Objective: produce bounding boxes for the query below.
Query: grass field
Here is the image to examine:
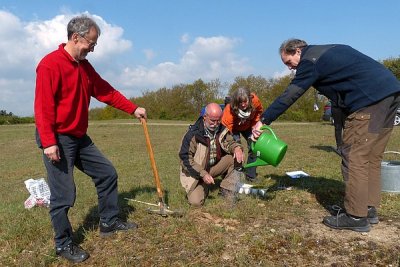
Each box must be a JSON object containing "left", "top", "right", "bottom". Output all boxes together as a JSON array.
[{"left": 1, "top": 120, "right": 399, "bottom": 266}]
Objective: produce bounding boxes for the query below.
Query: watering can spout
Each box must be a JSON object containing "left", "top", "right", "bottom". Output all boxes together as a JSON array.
[{"left": 244, "top": 158, "right": 269, "bottom": 168}]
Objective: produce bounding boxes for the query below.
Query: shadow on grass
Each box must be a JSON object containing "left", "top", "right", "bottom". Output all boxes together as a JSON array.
[
  {"left": 74, "top": 185, "right": 165, "bottom": 244},
  {"left": 310, "top": 145, "right": 338, "bottom": 154},
  {"left": 265, "top": 174, "right": 345, "bottom": 211}
]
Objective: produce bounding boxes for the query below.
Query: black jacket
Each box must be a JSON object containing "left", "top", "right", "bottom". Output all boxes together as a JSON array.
[
  {"left": 262, "top": 44, "right": 400, "bottom": 124},
  {"left": 179, "top": 117, "right": 242, "bottom": 179}
]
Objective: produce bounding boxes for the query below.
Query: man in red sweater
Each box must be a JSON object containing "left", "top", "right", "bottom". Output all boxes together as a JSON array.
[{"left": 34, "top": 15, "right": 146, "bottom": 263}]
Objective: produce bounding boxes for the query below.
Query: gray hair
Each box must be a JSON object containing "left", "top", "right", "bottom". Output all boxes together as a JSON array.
[
  {"left": 67, "top": 15, "right": 101, "bottom": 40},
  {"left": 279, "top": 38, "right": 308, "bottom": 55},
  {"left": 230, "top": 87, "right": 253, "bottom": 114}
]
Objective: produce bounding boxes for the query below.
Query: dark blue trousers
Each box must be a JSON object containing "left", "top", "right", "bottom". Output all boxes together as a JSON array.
[
  {"left": 232, "top": 129, "right": 257, "bottom": 179},
  {"left": 37, "top": 133, "right": 119, "bottom": 248}
]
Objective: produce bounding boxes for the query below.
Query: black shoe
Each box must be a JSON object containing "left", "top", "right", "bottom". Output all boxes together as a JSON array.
[
  {"left": 328, "top": 204, "right": 346, "bottom": 216},
  {"left": 323, "top": 213, "right": 370, "bottom": 232},
  {"left": 56, "top": 243, "right": 89, "bottom": 263},
  {"left": 99, "top": 218, "right": 138, "bottom": 237},
  {"left": 245, "top": 175, "right": 258, "bottom": 183},
  {"left": 329, "top": 205, "right": 379, "bottom": 225},
  {"left": 367, "top": 206, "right": 379, "bottom": 224}
]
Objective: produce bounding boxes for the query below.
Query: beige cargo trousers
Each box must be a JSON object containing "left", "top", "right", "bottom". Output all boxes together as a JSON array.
[
  {"left": 180, "top": 154, "right": 239, "bottom": 207},
  {"left": 341, "top": 93, "right": 400, "bottom": 217}
]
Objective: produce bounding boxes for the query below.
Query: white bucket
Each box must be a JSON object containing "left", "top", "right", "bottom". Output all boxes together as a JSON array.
[{"left": 381, "top": 151, "right": 400, "bottom": 193}]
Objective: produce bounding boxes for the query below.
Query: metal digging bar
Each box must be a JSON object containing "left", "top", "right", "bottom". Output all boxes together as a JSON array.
[{"left": 126, "top": 118, "right": 182, "bottom": 217}]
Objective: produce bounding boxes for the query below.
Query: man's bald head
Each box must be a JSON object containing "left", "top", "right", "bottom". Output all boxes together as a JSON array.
[
  {"left": 204, "top": 103, "right": 223, "bottom": 118},
  {"left": 203, "top": 103, "right": 222, "bottom": 132}
]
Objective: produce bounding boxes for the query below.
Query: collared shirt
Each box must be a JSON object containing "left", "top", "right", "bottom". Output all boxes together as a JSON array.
[{"left": 204, "top": 127, "right": 217, "bottom": 166}]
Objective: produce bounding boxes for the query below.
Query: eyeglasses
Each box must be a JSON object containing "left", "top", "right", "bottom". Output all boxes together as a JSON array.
[{"left": 80, "top": 35, "right": 97, "bottom": 49}]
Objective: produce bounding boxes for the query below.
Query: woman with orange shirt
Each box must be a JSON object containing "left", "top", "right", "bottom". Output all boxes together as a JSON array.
[{"left": 222, "top": 87, "right": 263, "bottom": 182}]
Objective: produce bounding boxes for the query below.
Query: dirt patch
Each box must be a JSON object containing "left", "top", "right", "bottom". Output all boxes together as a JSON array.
[
  {"left": 306, "top": 209, "right": 400, "bottom": 247},
  {"left": 187, "top": 207, "right": 400, "bottom": 266}
]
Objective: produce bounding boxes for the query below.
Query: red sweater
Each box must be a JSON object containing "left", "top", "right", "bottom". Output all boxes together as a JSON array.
[{"left": 34, "top": 44, "right": 138, "bottom": 148}]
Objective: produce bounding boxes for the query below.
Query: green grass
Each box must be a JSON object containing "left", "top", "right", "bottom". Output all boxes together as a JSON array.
[{"left": 1, "top": 121, "right": 399, "bottom": 266}]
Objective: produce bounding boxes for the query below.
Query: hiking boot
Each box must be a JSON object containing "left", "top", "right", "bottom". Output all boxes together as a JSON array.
[
  {"left": 219, "top": 188, "right": 237, "bottom": 206},
  {"left": 323, "top": 213, "right": 370, "bottom": 232},
  {"left": 329, "top": 205, "right": 379, "bottom": 225},
  {"left": 245, "top": 175, "right": 258, "bottom": 183},
  {"left": 367, "top": 206, "right": 379, "bottom": 224},
  {"left": 56, "top": 243, "right": 89, "bottom": 263},
  {"left": 99, "top": 218, "right": 138, "bottom": 237}
]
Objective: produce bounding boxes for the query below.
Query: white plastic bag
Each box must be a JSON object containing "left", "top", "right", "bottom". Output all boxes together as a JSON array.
[{"left": 24, "top": 178, "right": 51, "bottom": 209}]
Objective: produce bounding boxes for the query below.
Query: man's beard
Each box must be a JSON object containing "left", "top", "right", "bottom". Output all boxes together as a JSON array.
[{"left": 205, "top": 123, "right": 219, "bottom": 132}]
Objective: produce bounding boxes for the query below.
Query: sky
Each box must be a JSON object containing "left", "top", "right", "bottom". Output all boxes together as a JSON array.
[{"left": 0, "top": 0, "right": 399, "bottom": 116}]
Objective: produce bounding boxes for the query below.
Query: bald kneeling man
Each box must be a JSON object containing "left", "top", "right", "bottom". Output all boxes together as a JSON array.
[{"left": 179, "top": 103, "right": 244, "bottom": 206}]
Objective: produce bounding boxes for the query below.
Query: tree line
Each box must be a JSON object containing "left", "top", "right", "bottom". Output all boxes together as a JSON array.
[
  {"left": 89, "top": 56, "right": 400, "bottom": 122},
  {"left": 0, "top": 110, "right": 34, "bottom": 125},
  {"left": 89, "top": 74, "right": 324, "bottom": 122},
  {"left": 2, "top": 56, "right": 399, "bottom": 124}
]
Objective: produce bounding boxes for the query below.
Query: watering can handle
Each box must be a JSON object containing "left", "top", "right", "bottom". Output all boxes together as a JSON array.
[
  {"left": 250, "top": 125, "right": 278, "bottom": 151},
  {"left": 259, "top": 125, "right": 278, "bottom": 140}
]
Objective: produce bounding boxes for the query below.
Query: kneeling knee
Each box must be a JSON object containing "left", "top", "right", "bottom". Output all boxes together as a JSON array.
[{"left": 187, "top": 196, "right": 205, "bottom": 207}]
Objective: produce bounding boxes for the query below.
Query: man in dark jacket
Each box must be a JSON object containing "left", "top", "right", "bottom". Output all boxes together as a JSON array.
[
  {"left": 253, "top": 39, "right": 400, "bottom": 232},
  {"left": 179, "top": 103, "right": 244, "bottom": 207}
]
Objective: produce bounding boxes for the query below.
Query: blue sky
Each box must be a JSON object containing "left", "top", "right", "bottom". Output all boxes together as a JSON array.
[{"left": 1, "top": 0, "right": 399, "bottom": 116}]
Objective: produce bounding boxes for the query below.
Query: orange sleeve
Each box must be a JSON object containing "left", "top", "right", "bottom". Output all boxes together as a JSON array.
[
  {"left": 251, "top": 93, "right": 264, "bottom": 127},
  {"left": 221, "top": 104, "right": 234, "bottom": 132}
]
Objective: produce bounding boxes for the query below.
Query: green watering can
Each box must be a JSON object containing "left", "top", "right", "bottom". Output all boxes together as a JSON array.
[{"left": 244, "top": 125, "right": 288, "bottom": 168}]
